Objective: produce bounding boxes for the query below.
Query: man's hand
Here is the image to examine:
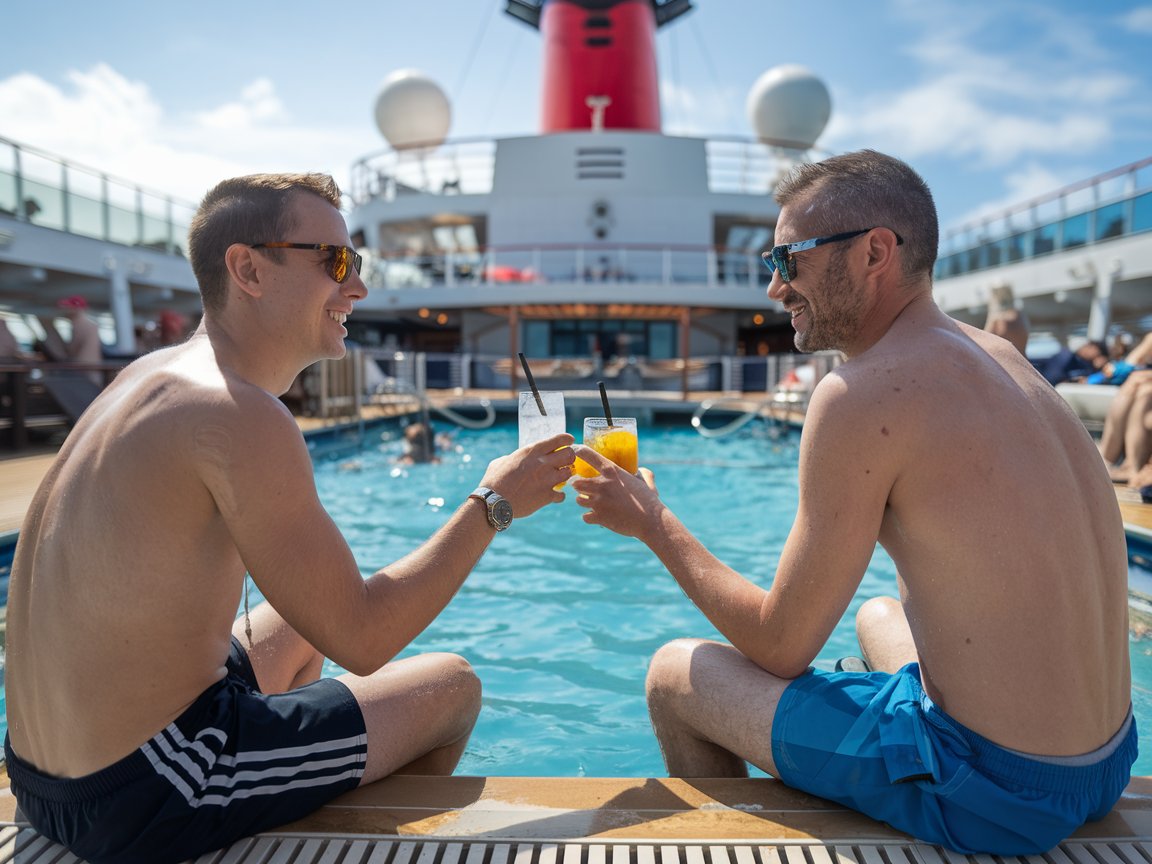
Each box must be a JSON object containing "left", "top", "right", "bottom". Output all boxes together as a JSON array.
[
  {"left": 478, "top": 432, "right": 575, "bottom": 517},
  {"left": 570, "top": 445, "right": 662, "bottom": 541}
]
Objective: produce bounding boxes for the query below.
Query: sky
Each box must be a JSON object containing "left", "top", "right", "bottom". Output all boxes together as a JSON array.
[{"left": 1, "top": 0, "right": 1150, "bottom": 233}]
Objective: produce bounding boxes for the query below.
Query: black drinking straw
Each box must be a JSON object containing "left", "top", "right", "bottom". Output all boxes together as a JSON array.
[
  {"left": 598, "top": 381, "right": 614, "bottom": 426},
  {"left": 519, "top": 352, "right": 547, "bottom": 415}
]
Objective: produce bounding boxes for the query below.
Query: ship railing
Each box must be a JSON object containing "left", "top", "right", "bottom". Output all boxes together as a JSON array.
[
  {"left": 346, "top": 134, "right": 818, "bottom": 205},
  {"left": 361, "top": 243, "right": 774, "bottom": 291},
  {"left": 0, "top": 135, "right": 196, "bottom": 256},
  {"left": 299, "top": 349, "right": 496, "bottom": 435},
  {"left": 307, "top": 350, "right": 839, "bottom": 402},
  {"left": 935, "top": 154, "right": 1152, "bottom": 282}
]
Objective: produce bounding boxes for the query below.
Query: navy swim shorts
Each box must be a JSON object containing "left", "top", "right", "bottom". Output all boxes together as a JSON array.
[
  {"left": 771, "top": 662, "right": 1137, "bottom": 855},
  {"left": 6, "top": 637, "right": 367, "bottom": 864}
]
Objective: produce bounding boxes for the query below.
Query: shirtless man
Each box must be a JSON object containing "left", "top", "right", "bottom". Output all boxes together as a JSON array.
[
  {"left": 4, "top": 173, "right": 575, "bottom": 863},
  {"left": 572, "top": 151, "right": 1135, "bottom": 855}
]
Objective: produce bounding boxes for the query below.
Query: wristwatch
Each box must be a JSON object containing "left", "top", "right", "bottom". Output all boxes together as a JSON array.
[{"left": 469, "top": 486, "right": 513, "bottom": 531}]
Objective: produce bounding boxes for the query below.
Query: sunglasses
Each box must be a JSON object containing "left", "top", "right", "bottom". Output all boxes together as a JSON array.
[
  {"left": 250, "top": 242, "right": 363, "bottom": 284},
  {"left": 762, "top": 228, "right": 903, "bottom": 283}
]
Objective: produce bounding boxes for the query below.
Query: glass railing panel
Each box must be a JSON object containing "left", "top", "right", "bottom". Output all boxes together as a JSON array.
[
  {"left": 1062, "top": 186, "right": 1096, "bottom": 215},
  {"left": 1030, "top": 222, "right": 1058, "bottom": 256},
  {"left": 1005, "top": 232, "right": 1027, "bottom": 262},
  {"left": 0, "top": 168, "right": 16, "bottom": 214},
  {"left": 140, "top": 213, "right": 172, "bottom": 251},
  {"left": 1060, "top": 213, "right": 1089, "bottom": 249},
  {"left": 20, "top": 177, "right": 64, "bottom": 230},
  {"left": 107, "top": 202, "right": 138, "bottom": 245},
  {"left": 67, "top": 191, "right": 104, "bottom": 239},
  {"left": 1133, "top": 192, "right": 1152, "bottom": 234},
  {"left": 1094, "top": 202, "right": 1126, "bottom": 241}
]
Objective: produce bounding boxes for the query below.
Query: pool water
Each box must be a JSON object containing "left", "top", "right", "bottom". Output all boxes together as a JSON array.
[
  {"left": 2, "top": 419, "right": 1150, "bottom": 777},
  {"left": 307, "top": 419, "right": 1152, "bottom": 777}
]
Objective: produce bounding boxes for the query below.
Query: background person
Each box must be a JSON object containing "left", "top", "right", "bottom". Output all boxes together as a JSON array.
[
  {"left": 572, "top": 150, "right": 1134, "bottom": 855},
  {"left": 3, "top": 172, "right": 575, "bottom": 863},
  {"left": 38, "top": 295, "right": 105, "bottom": 385}
]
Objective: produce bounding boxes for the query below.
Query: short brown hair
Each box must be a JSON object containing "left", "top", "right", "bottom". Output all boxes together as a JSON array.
[
  {"left": 188, "top": 173, "right": 342, "bottom": 312},
  {"left": 774, "top": 150, "right": 938, "bottom": 280}
]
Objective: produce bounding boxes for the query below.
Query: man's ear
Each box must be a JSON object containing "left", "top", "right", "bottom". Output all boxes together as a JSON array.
[
  {"left": 864, "top": 227, "right": 900, "bottom": 275},
  {"left": 225, "top": 243, "right": 264, "bottom": 299}
]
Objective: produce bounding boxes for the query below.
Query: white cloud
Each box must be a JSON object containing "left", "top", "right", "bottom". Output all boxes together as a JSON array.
[
  {"left": 1119, "top": 6, "right": 1152, "bottom": 34},
  {"left": 949, "top": 162, "right": 1072, "bottom": 227},
  {"left": 0, "top": 65, "right": 379, "bottom": 206},
  {"left": 194, "top": 78, "right": 286, "bottom": 130},
  {"left": 826, "top": 3, "right": 1136, "bottom": 169}
]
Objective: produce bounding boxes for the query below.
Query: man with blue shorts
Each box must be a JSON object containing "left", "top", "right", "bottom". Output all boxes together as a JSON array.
[
  {"left": 4, "top": 173, "right": 576, "bottom": 863},
  {"left": 573, "top": 149, "right": 1136, "bottom": 854}
]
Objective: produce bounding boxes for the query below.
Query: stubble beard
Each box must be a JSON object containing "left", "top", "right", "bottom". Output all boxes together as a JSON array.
[{"left": 793, "top": 253, "right": 865, "bottom": 353}]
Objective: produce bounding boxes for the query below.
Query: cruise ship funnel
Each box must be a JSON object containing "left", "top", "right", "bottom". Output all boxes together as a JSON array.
[{"left": 507, "top": 0, "right": 692, "bottom": 133}]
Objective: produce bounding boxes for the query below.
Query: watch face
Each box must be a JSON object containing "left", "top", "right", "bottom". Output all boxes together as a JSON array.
[{"left": 491, "top": 498, "right": 514, "bottom": 530}]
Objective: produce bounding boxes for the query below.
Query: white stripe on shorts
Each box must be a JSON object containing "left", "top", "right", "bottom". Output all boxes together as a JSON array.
[{"left": 141, "top": 719, "right": 366, "bottom": 809}]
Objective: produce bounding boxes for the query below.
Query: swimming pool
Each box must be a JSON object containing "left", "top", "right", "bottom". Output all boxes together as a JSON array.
[
  {"left": 1, "top": 418, "right": 1149, "bottom": 777},
  {"left": 309, "top": 419, "right": 1152, "bottom": 777}
]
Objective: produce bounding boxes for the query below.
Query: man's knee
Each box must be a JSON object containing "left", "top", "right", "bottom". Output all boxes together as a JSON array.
[
  {"left": 424, "top": 652, "right": 481, "bottom": 708},
  {"left": 856, "top": 596, "right": 901, "bottom": 636},
  {"left": 646, "top": 638, "right": 708, "bottom": 705}
]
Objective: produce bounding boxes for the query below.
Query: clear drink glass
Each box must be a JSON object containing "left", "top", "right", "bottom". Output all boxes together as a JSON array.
[
  {"left": 573, "top": 417, "right": 638, "bottom": 477},
  {"left": 518, "top": 391, "right": 566, "bottom": 448},
  {"left": 519, "top": 391, "right": 568, "bottom": 490}
]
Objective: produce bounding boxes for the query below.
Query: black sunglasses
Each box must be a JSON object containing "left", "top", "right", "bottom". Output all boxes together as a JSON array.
[
  {"left": 250, "top": 242, "right": 363, "bottom": 284},
  {"left": 762, "top": 228, "right": 903, "bottom": 283}
]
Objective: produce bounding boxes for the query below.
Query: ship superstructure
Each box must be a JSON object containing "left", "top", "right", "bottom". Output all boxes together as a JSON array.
[{"left": 344, "top": 0, "right": 833, "bottom": 392}]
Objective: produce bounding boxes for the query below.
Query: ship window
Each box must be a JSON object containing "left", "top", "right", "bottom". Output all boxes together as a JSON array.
[
  {"left": 524, "top": 321, "right": 550, "bottom": 358},
  {"left": 585, "top": 37, "right": 613, "bottom": 47},
  {"left": 584, "top": 15, "right": 612, "bottom": 28},
  {"left": 1030, "top": 223, "right": 1057, "bottom": 256},
  {"left": 1060, "top": 213, "right": 1089, "bottom": 250},
  {"left": 1005, "top": 233, "right": 1026, "bottom": 262},
  {"left": 1093, "top": 202, "right": 1126, "bottom": 240},
  {"left": 649, "top": 323, "right": 677, "bottom": 360},
  {"left": 1134, "top": 192, "right": 1152, "bottom": 234}
]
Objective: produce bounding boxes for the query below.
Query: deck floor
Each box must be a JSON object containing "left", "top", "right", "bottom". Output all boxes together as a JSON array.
[{"left": 3, "top": 775, "right": 1152, "bottom": 862}]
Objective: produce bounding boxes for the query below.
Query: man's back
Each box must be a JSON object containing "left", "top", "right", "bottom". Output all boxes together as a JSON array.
[
  {"left": 5, "top": 335, "right": 263, "bottom": 776},
  {"left": 837, "top": 308, "right": 1130, "bottom": 755}
]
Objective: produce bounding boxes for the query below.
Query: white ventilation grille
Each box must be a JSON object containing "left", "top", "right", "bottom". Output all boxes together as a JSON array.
[{"left": 3, "top": 827, "right": 1151, "bottom": 864}]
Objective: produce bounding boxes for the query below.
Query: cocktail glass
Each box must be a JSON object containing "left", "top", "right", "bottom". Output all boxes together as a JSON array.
[
  {"left": 518, "top": 390, "right": 566, "bottom": 448},
  {"left": 573, "top": 417, "right": 638, "bottom": 477},
  {"left": 519, "top": 391, "right": 569, "bottom": 489}
]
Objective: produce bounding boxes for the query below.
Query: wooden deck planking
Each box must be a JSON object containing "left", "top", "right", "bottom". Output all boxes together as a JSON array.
[{"left": 3, "top": 775, "right": 1152, "bottom": 861}]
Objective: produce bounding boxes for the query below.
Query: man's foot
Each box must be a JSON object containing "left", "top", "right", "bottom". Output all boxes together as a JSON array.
[
  {"left": 1109, "top": 463, "right": 1135, "bottom": 484},
  {"left": 833, "top": 656, "right": 872, "bottom": 673}
]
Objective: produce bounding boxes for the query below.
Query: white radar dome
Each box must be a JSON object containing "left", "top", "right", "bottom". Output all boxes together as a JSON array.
[
  {"left": 374, "top": 69, "right": 451, "bottom": 150},
  {"left": 746, "top": 65, "right": 831, "bottom": 150}
]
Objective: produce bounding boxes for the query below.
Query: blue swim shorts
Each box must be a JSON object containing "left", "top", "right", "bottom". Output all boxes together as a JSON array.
[
  {"left": 771, "top": 662, "right": 1137, "bottom": 855},
  {"left": 6, "top": 637, "right": 367, "bottom": 864}
]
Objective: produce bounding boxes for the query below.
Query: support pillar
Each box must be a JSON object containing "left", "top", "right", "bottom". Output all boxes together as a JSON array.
[
  {"left": 509, "top": 306, "right": 520, "bottom": 396},
  {"left": 1086, "top": 267, "right": 1115, "bottom": 343},
  {"left": 105, "top": 257, "right": 136, "bottom": 355},
  {"left": 679, "top": 307, "right": 691, "bottom": 401}
]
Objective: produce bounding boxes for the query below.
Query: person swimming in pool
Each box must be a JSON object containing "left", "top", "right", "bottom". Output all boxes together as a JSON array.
[
  {"left": 572, "top": 150, "right": 1134, "bottom": 856},
  {"left": 3, "top": 172, "right": 575, "bottom": 864}
]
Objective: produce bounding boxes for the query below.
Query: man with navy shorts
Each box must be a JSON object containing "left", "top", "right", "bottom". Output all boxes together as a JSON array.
[
  {"left": 573, "top": 150, "right": 1136, "bottom": 854},
  {"left": 4, "top": 173, "right": 576, "bottom": 863}
]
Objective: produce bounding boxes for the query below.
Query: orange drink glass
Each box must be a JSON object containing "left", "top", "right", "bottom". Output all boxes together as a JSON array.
[{"left": 574, "top": 417, "right": 638, "bottom": 477}]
